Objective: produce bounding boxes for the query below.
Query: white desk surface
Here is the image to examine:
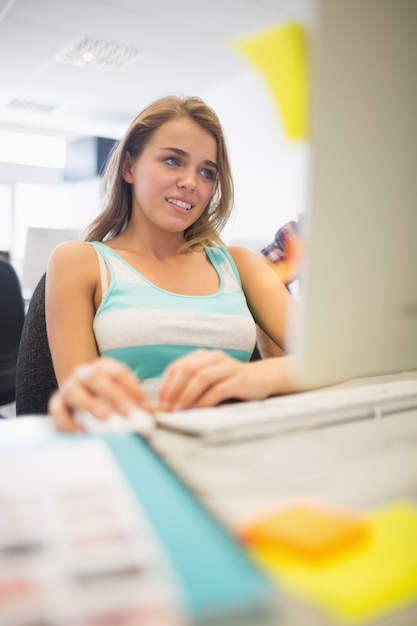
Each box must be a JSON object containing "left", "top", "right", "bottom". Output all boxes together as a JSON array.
[
  {"left": 151, "top": 372, "right": 417, "bottom": 524},
  {"left": 153, "top": 405, "right": 417, "bottom": 525},
  {"left": 2, "top": 370, "right": 417, "bottom": 626}
]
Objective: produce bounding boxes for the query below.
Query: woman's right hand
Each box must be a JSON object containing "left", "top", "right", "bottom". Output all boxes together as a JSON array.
[{"left": 48, "top": 357, "right": 155, "bottom": 432}]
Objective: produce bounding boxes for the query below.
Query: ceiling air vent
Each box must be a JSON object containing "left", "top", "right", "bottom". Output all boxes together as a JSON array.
[{"left": 7, "top": 99, "right": 56, "bottom": 114}]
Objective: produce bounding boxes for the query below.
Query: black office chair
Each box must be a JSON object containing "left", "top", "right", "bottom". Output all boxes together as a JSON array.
[
  {"left": 0, "top": 259, "right": 25, "bottom": 416},
  {"left": 15, "top": 273, "right": 58, "bottom": 416}
]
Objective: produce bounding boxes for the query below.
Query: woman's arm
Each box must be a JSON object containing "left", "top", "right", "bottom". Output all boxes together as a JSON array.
[
  {"left": 46, "top": 241, "right": 101, "bottom": 383},
  {"left": 46, "top": 242, "right": 154, "bottom": 430},
  {"left": 229, "top": 246, "right": 298, "bottom": 353},
  {"left": 157, "top": 348, "right": 299, "bottom": 412}
]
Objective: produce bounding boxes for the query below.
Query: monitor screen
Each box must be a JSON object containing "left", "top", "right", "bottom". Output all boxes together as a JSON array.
[{"left": 291, "top": 0, "right": 417, "bottom": 388}]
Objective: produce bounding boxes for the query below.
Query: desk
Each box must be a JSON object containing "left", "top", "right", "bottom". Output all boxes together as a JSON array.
[
  {"left": 2, "top": 372, "right": 417, "bottom": 625},
  {"left": 152, "top": 396, "right": 417, "bottom": 526},
  {"left": 150, "top": 372, "right": 417, "bottom": 626}
]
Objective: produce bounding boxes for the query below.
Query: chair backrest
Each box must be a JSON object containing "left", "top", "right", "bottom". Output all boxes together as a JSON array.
[
  {"left": 15, "top": 272, "right": 58, "bottom": 416},
  {"left": 0, "top": 259, "right": 25, "bottom": 405}
]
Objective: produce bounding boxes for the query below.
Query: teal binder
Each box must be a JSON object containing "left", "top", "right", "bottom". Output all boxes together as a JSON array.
[{"left": 101, "top": 433, "right": 277, "bottom": 625}]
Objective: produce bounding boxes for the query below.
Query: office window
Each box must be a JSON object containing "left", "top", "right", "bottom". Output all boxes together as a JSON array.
[
  {"left": 13, "top": 184, "right": 70, "bottom": 261},
  {"left": 0, "top": 131, "right": 66, "bottom": 168},
  {"left": 13, "top": 179, "right": 101, "bottom": 267}
]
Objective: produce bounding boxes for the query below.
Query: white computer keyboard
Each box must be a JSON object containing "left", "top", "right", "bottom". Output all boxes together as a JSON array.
[{"left": 156, "top": 378, "right": 417, "bottom": 444}]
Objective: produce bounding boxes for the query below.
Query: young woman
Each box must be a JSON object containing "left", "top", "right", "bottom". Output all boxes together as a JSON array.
[{"left": 46, "top": 95, "right": 299, "bottom": 431}]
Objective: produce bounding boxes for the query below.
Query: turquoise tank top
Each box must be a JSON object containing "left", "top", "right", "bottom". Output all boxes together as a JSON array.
[{"left": 89, "top": 242, "right": 257, "bottom": 398}]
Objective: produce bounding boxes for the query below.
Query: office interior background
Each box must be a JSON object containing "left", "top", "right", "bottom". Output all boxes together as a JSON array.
[{"left": 0, "top": 0, "right": 313, "bottom": 294}]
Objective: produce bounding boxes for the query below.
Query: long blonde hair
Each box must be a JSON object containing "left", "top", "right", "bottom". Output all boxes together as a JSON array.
[{"left": 83, "top": 95, "right": 234, "bottom": 252}]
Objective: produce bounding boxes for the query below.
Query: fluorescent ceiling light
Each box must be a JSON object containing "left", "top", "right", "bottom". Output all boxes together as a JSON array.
[
  {"left": 0, "top": 131, "right": 66, "bottom": 168},
  {"left": 60, "top": 36, "right": 142, "bottom": 72}
]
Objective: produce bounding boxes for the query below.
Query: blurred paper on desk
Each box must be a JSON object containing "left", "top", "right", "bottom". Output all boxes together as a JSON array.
[
  {"left": 0, "top": 439, "right": 188, "bottom": 626},
  {"left": 0, "top": 431, "right": 277, "bottom": 626}
]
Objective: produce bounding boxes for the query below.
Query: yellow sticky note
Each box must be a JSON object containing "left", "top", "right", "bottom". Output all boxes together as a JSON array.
[
  {"left": 235, "top": 22, "right": 309, "bottom": 140},
  {"left": 249, "top": 500, "right": 417, "bottom": 623}
]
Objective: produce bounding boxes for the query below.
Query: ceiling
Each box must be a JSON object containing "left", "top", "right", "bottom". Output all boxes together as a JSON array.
[{"left": 0, "top": 0, "right": 313, "bottom": 140}]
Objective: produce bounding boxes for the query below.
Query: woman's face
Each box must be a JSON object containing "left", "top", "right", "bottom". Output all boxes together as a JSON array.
[{"left": 122, "top": 116, "right": 218, "bottom": 234}]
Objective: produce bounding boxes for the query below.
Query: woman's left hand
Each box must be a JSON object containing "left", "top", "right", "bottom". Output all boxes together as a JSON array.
[{"left": 157, "top": 348, "right": 279, "bottom": 411}]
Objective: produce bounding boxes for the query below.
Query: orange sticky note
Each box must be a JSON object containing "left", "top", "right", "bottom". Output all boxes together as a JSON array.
[{"left": 238, "top": 499, "right": 369, "bottom": 561}]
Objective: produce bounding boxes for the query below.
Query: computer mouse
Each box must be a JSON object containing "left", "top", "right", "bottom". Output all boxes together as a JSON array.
[{"left": 75, "top": 407, "right": 155, "bottom": 438}]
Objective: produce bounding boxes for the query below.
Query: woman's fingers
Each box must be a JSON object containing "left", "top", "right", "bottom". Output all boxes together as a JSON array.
[
  {"left": 48, "top": 357, "right": 154, "bottom": 430},
  {"left": 158, "top": 349, "right": 220, "bottom": 409},
  {"left": 48, "top": 390, "right": 85, "bottom": 432},
  {"left": 158, "top": 349, "right": 249, "bottom": 410},
  {"left": 75, "top": 358, "right": 154, "bottom": 415}
]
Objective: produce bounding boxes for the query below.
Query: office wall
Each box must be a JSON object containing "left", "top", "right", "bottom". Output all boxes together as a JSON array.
[{"left": 204, "top": 69, "right": 309, "bottom": 248}]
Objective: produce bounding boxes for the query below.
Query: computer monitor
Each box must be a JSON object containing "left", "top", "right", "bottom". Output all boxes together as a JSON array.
[
  {"left": 21, "top": 227, "right": 81, "bottom": 296},
  {"left": 290, "top": 0, "right": 417, "bottom": 389}
]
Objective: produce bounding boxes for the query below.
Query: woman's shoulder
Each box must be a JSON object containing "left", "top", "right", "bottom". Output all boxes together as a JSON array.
[
  {"left": 226, "top": 245, "right": 270, "bottom": 283},
  {"left": 226, "top": 245, "right": 261, "bottom": 265},
  {"left": 47, "top": 240, "right": 98, "bottom": 272}
]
